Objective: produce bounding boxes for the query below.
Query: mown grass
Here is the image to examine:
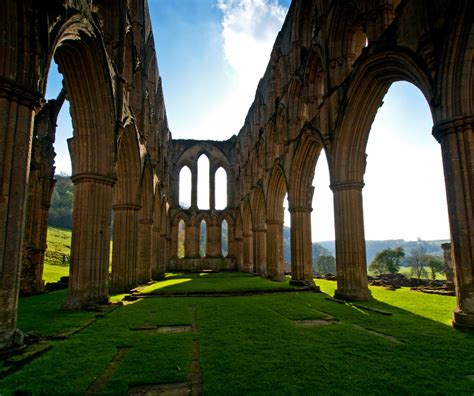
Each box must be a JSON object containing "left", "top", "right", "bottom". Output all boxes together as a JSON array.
[
  {"left": 2, "top": 273, "right": 473, "bottom": 395},
  {"left": 139, "top": 272, "right": 297, "bottom": 294}
]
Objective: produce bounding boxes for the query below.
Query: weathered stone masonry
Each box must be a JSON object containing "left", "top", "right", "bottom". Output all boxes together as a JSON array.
[{"left": 0, "top": 0, "right": 473, "bottom": 350}]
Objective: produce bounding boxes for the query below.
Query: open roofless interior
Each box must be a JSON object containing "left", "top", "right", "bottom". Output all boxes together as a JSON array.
[{"left": 0, "top": 0, "right": 473, "bottom": 394}]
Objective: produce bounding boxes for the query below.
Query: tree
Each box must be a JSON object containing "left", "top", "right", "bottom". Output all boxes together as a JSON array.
[
  {"left": 369, "top": 247, "right": 405, "bottom": 275},
  {"left": 425, "top": 255, "right": 444, "bottom": 280},
  {"left": 315, "top": 255, "right": 336, "bottom": 274},
  {"left": 406, "top": 245, "right": 428, "bottom": 279},
  {"left": 48, "top": 173, "right": 74, "bottom": 229}
]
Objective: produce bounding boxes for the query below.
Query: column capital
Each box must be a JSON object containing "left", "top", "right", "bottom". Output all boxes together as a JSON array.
[
  {"left": 71, "top": 173, "right": 117, "bottom": 186},
  {"left": 330, "top": 181, "right": 364, "bottom": 192},
  {"left": 139, "top": 218, "right": 154, "bottom": 225},
  {"left": 432, "top": 116, "right": 474, "bottom": 142},
  {"left": 0, "top": 77, "right": 42, "bottom": 110},
  {"left": 266, "top": 220, "right": 283, "bottom": 225},
  {"left": 242, "top": 232, "right": 253, "bottom": 238},
  {"left": 252, "top": 227, "right": 267, "bottom": 233},
  {"left": 289, "top": 206, "right": 312, "bottom": 214},
  {"left": 113, "top": 203, "right": 141, "bottom": 211}
]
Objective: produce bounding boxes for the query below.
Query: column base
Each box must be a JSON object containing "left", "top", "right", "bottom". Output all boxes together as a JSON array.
[
  {"left": 0, "top": 328, "right": 24, "bottom": 351},
  {"left": 290, "top": 278, "right": 319, "bottom": 291},
  {"left": 334, "top": 288, "right": 372, "bottom": 301},
  {"left": 63, "top": 296, "right": 109, "bottom": 311},
  {"left": 453, "top": 309, "right": 474, "bottom": 331},
  {"left": 268, "top": 275, "right": 286, "bottom": 282}
]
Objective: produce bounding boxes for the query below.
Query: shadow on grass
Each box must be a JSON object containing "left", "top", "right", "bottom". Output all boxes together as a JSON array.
[{"left": 5, "top": 272, "right": 474, "bottom": 395}]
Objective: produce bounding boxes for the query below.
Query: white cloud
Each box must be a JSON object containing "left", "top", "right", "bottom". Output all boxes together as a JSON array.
[{"left": 187, "top": 0, "right": 287, "bottom": 139}]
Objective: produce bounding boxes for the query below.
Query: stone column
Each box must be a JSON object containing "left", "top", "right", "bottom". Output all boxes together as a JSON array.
[
  {"left": 151, "top": 225, "right": 161, "bottom": 279},
  {"left": 158, "top": 233, "right": 168, "bottom": 275},
  {"left": 266, "top": 220, "right": 285, "bottom": 281},
  {"left": 137, "top": 218, "right": 153, "bottom": 284},
  {"left": 111, "top": 204, "right": 140, "bottom": 292},
  {"left": 234, "top": 237, "right": 243, "bottom": 270},
  {"left": 64, "top": 174, "right": 115, "bottom": 309},
  {"left": 242, "top": 233, "right": 254, "bottom": 272},
  {"left": 253, "top": 228, "right": 267, "bottom": 275},
  {"left": 330, "top": 181, "right": 371, "bottom": 301},
  {"left": 0, "top": 83, "right": 40, "bottom": 350},
  {"left": 289, "top": 207, "right": 317, "bottom": 288},
  {"left": 433, "top": 116, "right": 474, "bottom": 330},
  {"left": 441, "top": 242, "right": 454, "bottom": 287},
  {"left": 170, "top": 223, "right": 179, "bottom": 259}
]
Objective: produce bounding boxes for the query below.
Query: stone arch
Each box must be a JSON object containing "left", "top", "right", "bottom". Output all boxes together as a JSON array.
[
  {"left": 171, "top": 211, "right": 190, "bottom": 259},
  {"left": 218, "top": 212, "right": 235, "bottom": 258},
  {"left": 50, "top": 15, "right": 118, "bottom": 309},
  {"left": 287, "top": 76, "right": 307, "bottom": 139},
  {"left": 330, "top": 49, "right": 434, "bottom": 302},
  {"left": 332, "top": 50, "right": 434, "bottom": 184},
  {"left": 234, "top": 210, "right": 244, "bottom": 269}
]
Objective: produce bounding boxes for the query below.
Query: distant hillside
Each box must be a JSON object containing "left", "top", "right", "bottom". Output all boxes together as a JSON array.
[{"left": 318, "top": 239, "right": 447, "bottom": 264}]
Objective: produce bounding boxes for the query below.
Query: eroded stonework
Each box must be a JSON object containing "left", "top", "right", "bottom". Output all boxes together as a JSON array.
[{"left": 0, "top": 0, "right": 473, "bottom": 349}]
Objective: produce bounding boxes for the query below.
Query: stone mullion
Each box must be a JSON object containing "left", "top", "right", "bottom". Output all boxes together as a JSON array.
[
  {"left": 253, "top": 229, "right": 267, "bottom": 275},
  {"left": 0, "top": 88, "right": 39, "bottom": 350},
  {"left": 64, "top": 175, "right": 115, "bottom": 309},
  {"left": 191, "top": 165, "right": 198, "bottom": 208},
  {"left": 289, "top": 207, "right": 316, "bottom": 287},
  {"left": 331, "top": 182, "right": 371, "bottom": 301},
  {"left": 266, "top": 220, "right": 285, "bottom": 281},
  {"left": 210, "top": 168, "right": 216, "bottom": 210},
  {"left": 111, "top": 205, "right": 139, "bottom": 292},
  {"left": 137, "top": 218, "right": 153, "bottom": 284},
  {"left": 242, "top": 233, "right": 254, "bottom": 272},
  {"left": 433, "top": 116, "right": 474, "bottom": 329}
]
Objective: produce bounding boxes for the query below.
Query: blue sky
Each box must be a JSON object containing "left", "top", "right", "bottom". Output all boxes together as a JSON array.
[{"left": 45, "top": 0, "right": 449, "bottom": 242}]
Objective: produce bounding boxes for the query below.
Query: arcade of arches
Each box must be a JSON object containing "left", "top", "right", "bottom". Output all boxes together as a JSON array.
[{"left": 0, "top": 0, "right": 472, "bottom": 349}]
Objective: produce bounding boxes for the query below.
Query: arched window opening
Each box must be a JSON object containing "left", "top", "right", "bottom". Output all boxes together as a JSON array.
[
  {"left": 197, "top": 154, "right": 210, "bottom": 209},
  {"left": 283, "top": 193, "right": 291, "bottom": 267},
  {"left": 215, "top": 167, "right": 227, "bottom": 210},
  {"left": 199, "top": 220, "right": 207, "bottom": 257},
  {"left": 177, "top": 219, "right": 186, "bottom": 258},
  {"left": 311, "top": 150, "right": 336, "bottom": 274},
  {"left": 179, "top": 166, "right": 192, "bottom": 209},
  {"left": 312, "top": 150, "right": 335, "bottom": 243},
  {"left": 364, "top": 81, "right": 448, "bottom": 257},
  {"left": 221, "top": 219, "right": 229, "bottom": 257}
]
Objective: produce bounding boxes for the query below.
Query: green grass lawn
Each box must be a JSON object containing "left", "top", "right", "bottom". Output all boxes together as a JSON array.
[
  {"left": 2, "top": 273, "right": 473, "bottom": 395},
  {"left": 138, "top": 272, "right": 297, "bottom": 294}
]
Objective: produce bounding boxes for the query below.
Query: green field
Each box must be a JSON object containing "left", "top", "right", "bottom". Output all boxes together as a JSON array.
[{"left": 2, "top": 273, "right": 472, "bottom": 395}]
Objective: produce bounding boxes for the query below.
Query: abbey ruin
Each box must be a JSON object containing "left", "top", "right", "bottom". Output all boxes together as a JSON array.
[{"left": 0, "top": 0, "right": 472, "bottom": 350}]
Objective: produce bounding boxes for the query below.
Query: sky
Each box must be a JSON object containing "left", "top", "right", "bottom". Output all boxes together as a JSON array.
[{"left": 45, "top": 0, "right": 450, "bottom": 242}]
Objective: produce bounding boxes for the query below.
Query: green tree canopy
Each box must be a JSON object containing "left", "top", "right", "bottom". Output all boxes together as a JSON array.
[
  {"left": 315, "top": 255, "right": 336, "bottom": 275},
  {"left": 369, "top": 247, "right": 405, "bottom": 275}
]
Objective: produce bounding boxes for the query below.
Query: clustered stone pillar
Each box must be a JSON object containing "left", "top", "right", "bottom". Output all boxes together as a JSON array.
[
  {"left": 111, "top": 204, "right": 140, "bottom": 292},
  {"left": 137, "top": 218, "right": 153, "bottom": 283},
  {"left": 331, "top": 181, "right": 371, "bottom": 301},
  {"left": 433, "top": 116, "right": 474, "bottom": 330},
  {"left": 266, "top": 220, "right": 285, "bottom": 281},
  {"left": 253, "top": 228, "right": 267, "bottom": 275},
  {"left": 234, "top": 236, "right": 243, "bottom": 270},
  {"left": 289, "top": 207, "right": 316, "bottom": 288},
  {"left": 151, "top": 225, "right": 161, "bottom": 279},
  {"left": 64, "top": 174, "right": 115, "bottom": 309},
  {"left": 0, "top": 82, "right": 40, "bottom": 349},
  {"left": 242, "top": 232, "right": 254, "bottom": 272}
]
